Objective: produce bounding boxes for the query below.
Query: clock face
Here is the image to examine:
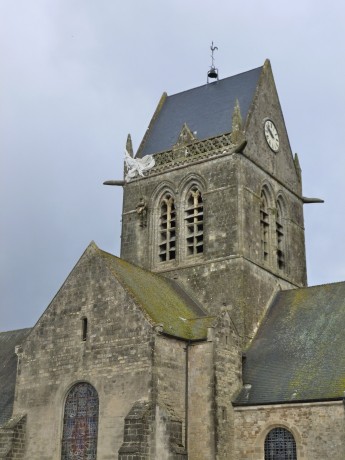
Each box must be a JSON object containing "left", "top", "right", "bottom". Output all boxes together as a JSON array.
[{"left": 264, "top": 120, "right": 279, "bottom": 152}]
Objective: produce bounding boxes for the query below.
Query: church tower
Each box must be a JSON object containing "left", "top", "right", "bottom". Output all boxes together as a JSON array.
[
  {"left": 4, "top": 59, "right": 344, "bottom": 460},
  {"left": 120, "top": 60, "right": 307, "bottom": 340}
]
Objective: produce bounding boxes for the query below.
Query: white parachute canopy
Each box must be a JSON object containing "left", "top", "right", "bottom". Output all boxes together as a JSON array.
[{"left": 124, "top": 150, "right": 155, "bottom": 181}]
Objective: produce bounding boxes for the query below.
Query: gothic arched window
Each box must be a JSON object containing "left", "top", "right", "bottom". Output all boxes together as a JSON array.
[
  {"left": 159, "top": 193, "right": 176, "bottom": 262},
  {"left": 276, "top": 199, "right": 285, "bottom": 270},
  {"left": 260, "top": 190, "right": 270, "bottom": 262},
  {"left": 61, "top": 382, "right": 99, "bottom": 460},
  {"left": 264, "top": 427, "right": 297, "bottom": 460},
  {"left": 185, "top": 186, "right": 203, "bottom": 256}
]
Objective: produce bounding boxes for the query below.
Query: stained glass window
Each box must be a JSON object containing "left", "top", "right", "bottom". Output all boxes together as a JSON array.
[
  {"left": 264, "top": 427, "right": 297, "bottom": 460},
  {"left": 61, "top": 382, "right": 99, "bottom": 460}
]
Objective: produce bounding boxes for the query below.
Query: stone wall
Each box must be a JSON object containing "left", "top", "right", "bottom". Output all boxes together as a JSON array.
[
  {"left": 239, "top": 154, "right": 306, "bottom": 288},
  {"left": 153, "top": 336, "right": 186, "bottom": 433},
  {"left": 120, "top": 123, "right": 305, "bottom": 342},
  {"left": 244, "top": 59, "right": 301, "bottom": 195},
  {"left": 118, "top": 400, "right": 152, "bottom": 460},
  {"left": 119, "top": 59, "right": 307, "bottom": 345},
  {"left": 0, "top": 415, "right": 26, "bottom": 460},
  {"left": 188, "top": 341, "right": 215, "bottom": 460},
  {"left": 212, "top": 312, "right": 242, "bottom": 460},
  {"left": 12, "top": 244, "right": 155, "bottom": 460},
  {"left": 234, "top": 400, "right": 345, "bottom": 459}
]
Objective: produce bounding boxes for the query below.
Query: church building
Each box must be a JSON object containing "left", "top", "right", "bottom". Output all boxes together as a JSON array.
[{"left": 1, "top": 59, "right": 345, "bottom": 459}]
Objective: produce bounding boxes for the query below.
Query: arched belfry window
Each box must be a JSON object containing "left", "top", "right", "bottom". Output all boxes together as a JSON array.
[
  {"left": 159, "top": 192, "right": 176, "bottom": 262},
  {"left": 264, "top": 427, "right": 297, "bottom": 460},
  {"left": 260, "top": 190, "right": 270, "bottom": 262},
  {"left": 276, "top": 199, "right": 285, "bottom": 270},
  {"left": 185, "top": 186, "right": 203, "bottom": 256},
  {"left": 61, "top": 382, "right": 99, "bottom": 460}
]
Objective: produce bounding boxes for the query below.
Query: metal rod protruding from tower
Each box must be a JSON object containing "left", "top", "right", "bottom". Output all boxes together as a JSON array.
[{"left": 207, "top": 41, "right": 219, "bottom": 83}]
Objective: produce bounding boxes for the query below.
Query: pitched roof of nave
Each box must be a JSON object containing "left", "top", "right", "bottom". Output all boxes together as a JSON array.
[
  {"left": 98, "top": 246, "right": 214, "bottom": 340},
  {"left": 0, "top": 328, "right": 31, "bottom": 427},
  {"left": 137, "top": 65, "right": 263, "bottom": 157},
  {"left": 235, "top": 281, "right": 345, "bottom": 406}
]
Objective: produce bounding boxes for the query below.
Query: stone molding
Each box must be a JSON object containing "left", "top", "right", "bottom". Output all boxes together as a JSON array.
[{"left": 139, "top": 133, "right": 244, "bottom": 176}]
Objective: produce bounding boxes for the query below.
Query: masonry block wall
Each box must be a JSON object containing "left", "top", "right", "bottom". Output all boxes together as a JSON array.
[
  {"left": 118, "top": 400, "right": 187, "bottom": 460},
  {"left": 187, "top": 341, "right": 215, "bottom": 460},
  {"left": 12, "top": 245, "right": 156, "bottom": 460},
  {"left": 120, "top": 146, "right": 304, "bottom": 340},
  {"left": 120, "top": 61, "right": 307, "bottom": 344},
  {"left": 212, "top": 312, "right": 242, "bottom": 460},
  {"left": 153, "top": 336, "right": 186, "bottom": 433},
  {"left": 245, "top": 60, "right": 301, "bottom": 196},
  {"left": 0, "top": 415, "right": 26, "bottom": 460},
  {"left": 118, "top": 400, "right": 152, "bottom": 460},
  {"left": 234, "top": 401, "right": 345, "bottom": 460},
  {"left": 151, "top": 335, "right": 188, "bottom": 458}
]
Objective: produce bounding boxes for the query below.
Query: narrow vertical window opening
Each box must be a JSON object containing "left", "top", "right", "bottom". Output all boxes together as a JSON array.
[
  {"left": 82, "top": 317, "right": 88, "bottom": 341},
  {"left": 185, "top": 187, "right": 203, "bottom": 256},
  {"left": 260, "top": 191, "right": 270, "bottom": 262},
  {"left": 276, "top": 200, "right": 285, "bottom": 270},
  {"left": 159, "top": 193, "right": 176, "bottom": 262}
]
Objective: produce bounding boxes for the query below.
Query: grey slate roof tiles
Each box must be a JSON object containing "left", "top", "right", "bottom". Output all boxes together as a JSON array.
[
  {"left": 235, "top": 282, "right": 345, "bottom": 405},
  {"left": 0, "top": 328, "right": 31, "bottom": 426},
  {"left": 137, "top": 66, "right": 262, "bottom": 157}
]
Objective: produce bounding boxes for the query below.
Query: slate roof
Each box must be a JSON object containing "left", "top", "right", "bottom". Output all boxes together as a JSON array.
[
  {"left": 0, "top": 328, "right": 31, "bottom": 426},
  {"left": 235, "top": 282, "right": 345, "bottom": 405},
  {"left": 99, "top": 249, "right": 214, "bottom": 340},
  {"left": 137, "top": 66, "right": 262, "bottom": 157}
]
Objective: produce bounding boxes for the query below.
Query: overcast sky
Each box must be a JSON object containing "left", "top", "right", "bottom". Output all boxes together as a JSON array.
[{"left": 1, "top": 0, "right": 345, "bottom": 332}]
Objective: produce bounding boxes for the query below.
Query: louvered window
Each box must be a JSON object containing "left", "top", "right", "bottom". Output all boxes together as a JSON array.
[
  {"left": 61, "top": 382, "right": 99, "bottom": 460},
  {"left": 264, "top": 427, "right": 297, "bottom": 460},
  {"left": 260, "top": 191, "right": 270, "bottom": 262},
  {"left": 276, "top": 200, "right": 285, "bottom": 270},
  {"left": 159, "top": 193, "right": 176, "bottom": 262},
  {"left": 185, "top": 187, "right": 203, "bottom": 256}
]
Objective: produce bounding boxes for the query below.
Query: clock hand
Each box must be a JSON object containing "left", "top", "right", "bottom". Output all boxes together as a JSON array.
[{"left": 268, "top": 125, "right": 274, "bottom": 138}]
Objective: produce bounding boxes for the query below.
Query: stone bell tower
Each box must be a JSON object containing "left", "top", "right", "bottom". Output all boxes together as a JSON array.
[{"left": 119, "top": 60, "right": 308, "bottom": 340}]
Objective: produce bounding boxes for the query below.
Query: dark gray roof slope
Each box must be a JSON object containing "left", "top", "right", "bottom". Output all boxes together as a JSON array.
[
  {"left": 0, "top": 328, "right": 31, "bottom": 426},
  {"left": 138, "top": 66, "right": 262, "bottom": 157},
  {"left": 235, "top": 282, "right": 345, "bottom": 406}
]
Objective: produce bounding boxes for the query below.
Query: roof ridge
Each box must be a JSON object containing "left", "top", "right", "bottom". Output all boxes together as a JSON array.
[
  {"left": 99, "top": 249, "right": 206, "bottom": 315},
  {"left": 306, "top": 280, "right": 345, "bottom": 289},
  {"left": 139, "top": 64, "right": 263, "bottom": 157},
  {"left": 98, "top": 249, "right": 209, "bottom": 340},
  {"left": 167, "top": 65, "right": 263, "bottom": 98},
  {"left": 99, "top": 249, "right": 166, "bottom": 279},
  {"left": 279, "top": 280, "right": 345, "bottom": 295}
]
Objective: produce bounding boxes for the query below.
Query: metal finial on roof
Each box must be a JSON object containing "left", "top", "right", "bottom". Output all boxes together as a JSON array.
[{"left": 207, "top": 41, "right": 219, "bottom": 83}]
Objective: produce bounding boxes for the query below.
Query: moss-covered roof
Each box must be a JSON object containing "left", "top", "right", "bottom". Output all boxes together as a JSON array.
[
  {"left": 99, "top": 249, "right": 213, "bottom": 340},
  {"left": 235, "top": 282, "right": 345, "bottom": 405}
]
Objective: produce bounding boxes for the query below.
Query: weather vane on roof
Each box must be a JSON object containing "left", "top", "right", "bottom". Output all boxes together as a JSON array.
[{"left": 207, "top": 41, "right": 219, "bottom": 83}]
